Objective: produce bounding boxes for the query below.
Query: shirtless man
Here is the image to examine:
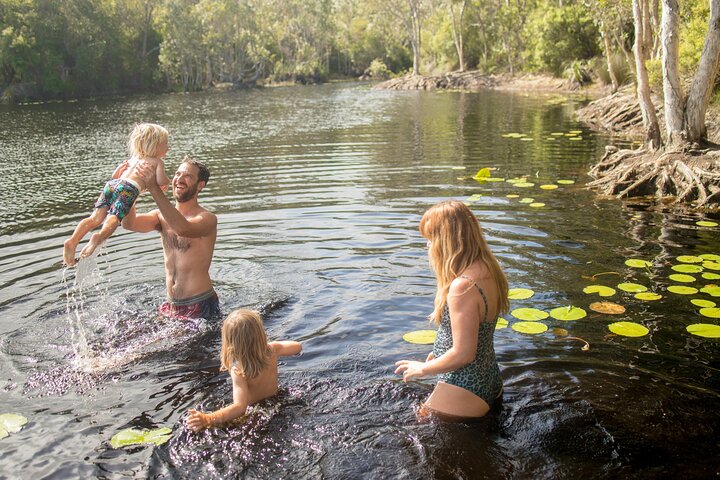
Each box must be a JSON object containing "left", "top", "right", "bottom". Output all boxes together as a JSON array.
[{"left": 123, "top": 156, "right": 220, "bottom": 319}]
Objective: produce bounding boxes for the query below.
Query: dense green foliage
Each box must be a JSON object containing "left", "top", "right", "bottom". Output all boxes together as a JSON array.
[{"left": 0, "top": 0, "right": 713, "bottom": 101}]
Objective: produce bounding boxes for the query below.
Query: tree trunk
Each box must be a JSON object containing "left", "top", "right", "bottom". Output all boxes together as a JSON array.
[
  {"left": 633, "top": 0, "right": 662, "bottom": 149},
  {"left": 601, "top": 23, "right": 619, "bottom": 93},
  {"left": 684, "top": 0, "right": 720, "bottom": 143},
  {"left": 449, "top": 0, "right": 467, "bottom": 72},
  {"left": 661, "top": 0, "right": 684, "bottom": 146},
  {"left": 410, "top": 0, "right": 422, "bottom": 76}
]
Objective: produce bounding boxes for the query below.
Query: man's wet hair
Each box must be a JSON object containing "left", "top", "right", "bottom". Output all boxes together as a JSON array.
[{"left": 182, "top": 155, "right": 210, "bottom": 184}]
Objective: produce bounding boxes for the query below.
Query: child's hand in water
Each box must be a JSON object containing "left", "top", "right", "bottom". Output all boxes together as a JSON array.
[
  {"left": 394, "top": 360, "right": 428, "bottom": 382},
  {"left": 187, "top": 409, "right": 215, "bottom": 432}
]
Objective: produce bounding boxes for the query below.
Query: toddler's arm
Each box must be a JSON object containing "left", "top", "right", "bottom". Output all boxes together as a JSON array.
[
  {"left": 186, "top": 370, "right": 249, "bottom": 432},
  {"left": 111, "top": 160, "right": 130, "bottom": 179},
  {"left": 156, "top": 159, "right": 170, "bottom": 192},
  {"left": 270, "top": 340, "right": 302, "bottom": 357}
]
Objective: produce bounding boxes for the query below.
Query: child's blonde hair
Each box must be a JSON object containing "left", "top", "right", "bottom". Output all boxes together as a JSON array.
[
  {"left": 419, "top": 200, "right": 509, "bottom": 324},
  {"left": 128, "top": 123, "right": 168, "bottom": 159},
  {"left": 220, "top": 309, "right": 270, "bottom": 379}
]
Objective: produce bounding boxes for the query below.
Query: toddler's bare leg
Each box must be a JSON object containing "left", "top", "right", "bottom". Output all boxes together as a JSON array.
[
  {"left": 80, "top": 214, "right": 121, "bottom": 259},
  {"left": 64, "top": 209, "right": 107, "bottom": 266}
]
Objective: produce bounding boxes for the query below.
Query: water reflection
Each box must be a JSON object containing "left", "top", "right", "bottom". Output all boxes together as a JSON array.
[{"left": 0, "top": 83, "right": 718, "bottom": 478}]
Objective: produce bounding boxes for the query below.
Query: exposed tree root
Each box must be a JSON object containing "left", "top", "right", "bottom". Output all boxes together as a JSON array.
[{"left": 588, "top": 146, "right": 720, "bottom": 210}]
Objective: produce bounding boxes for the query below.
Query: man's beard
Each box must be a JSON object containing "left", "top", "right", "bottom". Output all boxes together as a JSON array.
[{"left": 174, "top": 183, "right": 198, "bottom": 203}]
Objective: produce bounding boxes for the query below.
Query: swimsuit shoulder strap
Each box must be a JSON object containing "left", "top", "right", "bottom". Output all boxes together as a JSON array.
[{"left": 459, "top": 274, "right": 489, "bottom": 322}]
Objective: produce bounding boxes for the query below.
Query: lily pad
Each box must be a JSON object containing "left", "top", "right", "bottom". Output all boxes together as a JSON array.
[
  {"left": 402, "top": 330, "right": 437, "bottom": 344},
  {"left": 110, "top": 427, "right": 172, "bottom": 449},
  {"left": 699, "top": 254, "right": 720, "bottom": 261},
  {"left": 677, "top": 255, "right": 703, "bottom": 263},
  {"left": 557, "top": 180, "right": 575, "bottom": 185},
  {"left": 467, "top": 194, "right": 483, "bottom": 202},
  {"left": 703, "top": 261, "right": 720, "bottom": 271},
  {"left": 473, "top": 168, "right": 491, "bottom": 179},
  {"left": 608, "top": 322, "right": 649, "bottom": 337},
  {"left": 508, "top": 288, "right": 534, "bottom": 300},
  {"left": 702, "top": 272, "right": 720, "bottom": 280},
  {"left": 506, "top": 194, "right": 520, "bottom": 198},
  {"left": 618, "top": 282, "right": 648, "bottom": 293},
  {"left": 699, "top": 308, "right": 720, "bottom": 319},
  {"left": 700, "top": 285, "right": 720, "bottom": 297},
  {"left": 589, "top": 301, "right": 625, "bottom": 314},
  {"left": 0, "top": 414, "right": 28, "bottom": 439},
  {"left": 625, "top": 259, "right": 652, "bottom": 268},
  {"left": 667, "top": 285, "right": 699, "bottom": 295},
  {"left": 583, "top": 285, "right": 616, "bottom": 297},
  {"left": 686, "top": 323, "right": 720, "bottom": 338},
  {"left": 696, "top": 220, "right": 718, "bottom": 227},
  {"left": 672, "top": 264, "right": 704, "bottom": 274},
  {"left": 691, "top": 299, "right": 716, "bottom": 308},
  {"left": 568, "top": 130, "right": 583, "bottom": 134},
  {"left": 511, "top": 308, "right": 549, "bottom": 321},
  {"left": 540, "top": 184, "right": 558, "bottom": 190},
  {"left": 635, "top": 292, "right": 662, "bottom": 301},
  {"left": 529, "top": 203, "right": 545, "bottom": 208},
  {"left": 511, "top": 321, "right": 548, "bottom": 334},
  {"left": 519, "top": 197, "right": 535, "bottom": 203},
  {"left": 549, "top": 306, "right": 587, "bottom": 321},
  {"left": 669, "top": 274, "right": 696, "bottom": 283},
  {"left": 496, "top": 318, "right": 509, "bottom": 330},
  {"left": 514, "top": 182, "right": 535, "bottom": 188}
]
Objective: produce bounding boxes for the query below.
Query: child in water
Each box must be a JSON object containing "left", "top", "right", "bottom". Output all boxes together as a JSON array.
[
  {"left": 187, "top": 309, "right": 302, "bottom": 431},
  {"left": 62, "top": 123, "right": 170, "bottom": 266}
]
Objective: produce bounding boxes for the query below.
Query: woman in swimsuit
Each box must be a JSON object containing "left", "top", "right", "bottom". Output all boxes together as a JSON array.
[{"left": 395, "top": 200, "right": 509, "bottom": 418}]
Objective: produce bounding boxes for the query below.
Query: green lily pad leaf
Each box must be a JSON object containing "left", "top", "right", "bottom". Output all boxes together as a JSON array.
[
  {"left": 506, "top": 177, "right": 527, "bottom": 184},
  {"left": 549, "top": 306, "right": 587, "bottom": 321},
  {"left": 668, "top": 285, "right": 699, "bottom": 295},
  {"left": 519, "top": 197, "right": 535, "bottom": 203},
  {"left": 508, "top": 288, "right": 534, "bottom": 300},
  {"left": 557, "top": 180, "right": 575, "bottom": 185},
  {"left": 551, "top": 132, "right": 565, "bottom": 136},
  {"left": 617, "top": 282, "right": 648, "bottom": 293},
  {"left": 0, "top": 414, "right": 28, "bottom": 435},
  {"left": 567, "top": 136, "right": 583, "bottom": 141},
  {"left": 529, "top": 202, "right": 545, "bottom": 208},
  {"left": 568, "top": 130, "right": 583, "bottom": 134},
  {"left": 506, "top": 194, "right": 520, "bottom": 198},
  {"left": 110, "top": 427, "right": 172, "bottom": 449},
  {"left": 699, "top": 254, "right": 720, "bottom": 261},
  {"left": 520, "top": 137, "right": 533, "bottom": 141},
  {"left": 473, "top": 168, "right": 491, "bottom": 179},
  {"left": 514, "top": 182, "right": 535, "bottom": 188},
  {"left": 540, "top": 184, "right": 558, "bottom": 190},
  {"left": 702, "top": 261, "right": 720, "bottom": 271},
  {"left": 702, "top": 272, "right": 720, "bottom": 280},
  {"left": 699, "top": 308, "right": 720, "bottom": 319},
  {"left": 511, "top": 321, "right": 548, "bottom": 334},
  {"left": 635, "top": 292, "right": 662, "bottom": 301},
  {"left": 589, "top": 301, "right": 625, "bottom": 314},
  {"left": 583, "top": 285, "right": 616, "bottom": 297},
  {"left": 511, "top": 308, "right": 549, "bottom": 321},
  {"left": 496, "top": 318, "right": 509, "bottom": 330},
  {"left": 686, "top": 323, "right": 720, "bottom": 338},
  {"left": 625, "top": 259, "right": 652, "bottom": 268},
  {"left": 691, "top": 299, "right": 716, "bottom": 308},
  {"left": 677, "top": 255, "right": 703, "bottom": 263},
  {"left": 696, "top": 220, "right": 718, "bottom": 227},
  {"left": 700, "top": 285, "right": 720, "bottom": 297},
  {"left": 671, "top": 264, "right": 704, "bottom": 273},
  {"left": 467, "top": 194, "right": 483, "bottom": 202},
  {"left": 669, "top": 274, "right": 696, "bottom": 283},
  {"left": 608, "top": 322, "right": 649, "bottom": 337},
  {"left": 402, "top": 330, "right": 437, "bottom": 344}
]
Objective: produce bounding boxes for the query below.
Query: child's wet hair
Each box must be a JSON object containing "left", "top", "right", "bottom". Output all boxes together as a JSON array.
[
  {"left": 128, "top": 123, "right": 168, "bottom": 159},
  {"left": 220, "top": 309, "right": 270, "bottom": 379}
]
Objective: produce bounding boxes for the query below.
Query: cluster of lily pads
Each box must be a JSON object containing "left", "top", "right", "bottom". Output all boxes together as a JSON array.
[
  {"left": 500, "top": 129, "right": 585, "bottom": 142},
  {"left": 461, "top": 167, "right": 576, "bottom": 210}
]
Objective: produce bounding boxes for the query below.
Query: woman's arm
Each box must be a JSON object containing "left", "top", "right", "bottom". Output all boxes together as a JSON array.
[
  {"left": 186, "top": 371, "right": 249, "bottom": 432},
  {"left": 395, "top": 278, "right": 481, "bottom": 381},
  {"left": 270, "top": 340, "right": 302, "bottom": 357}
]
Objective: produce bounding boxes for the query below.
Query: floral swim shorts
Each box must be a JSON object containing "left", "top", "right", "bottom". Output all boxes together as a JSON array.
[
  {"left": 159, "top": 289, "right": 221, "bottom": 320},
  {"left": 94, "top": 178, "right": 140, "bottom": 220}
]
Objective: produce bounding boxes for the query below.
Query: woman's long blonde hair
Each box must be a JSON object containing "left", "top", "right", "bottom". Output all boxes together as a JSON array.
[
  {"left": 128, "top": 123, "right": 168, "bottom": 159},
  {"left": 220, "top": 309, "right": 270, "bottom": 379},
  {"left": 419, "top": 200, "right": 509, "bottom": 324}
]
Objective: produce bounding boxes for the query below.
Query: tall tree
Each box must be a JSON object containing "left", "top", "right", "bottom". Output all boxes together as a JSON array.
[
  {"left": 632, "top": 0, "right": 662, "bottom": 149},
  {"left": 448, "top": 0, "right": 467, "bottom": 71}
]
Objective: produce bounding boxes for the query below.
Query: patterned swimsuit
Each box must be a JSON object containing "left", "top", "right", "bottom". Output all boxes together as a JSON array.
[{"left": 432, "top": 277, "right": 502, "bottom": 405}]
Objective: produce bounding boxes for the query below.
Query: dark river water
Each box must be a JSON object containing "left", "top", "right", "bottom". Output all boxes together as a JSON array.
[{"left": 0, "top": 83, "right": 718, "bottom": 479}]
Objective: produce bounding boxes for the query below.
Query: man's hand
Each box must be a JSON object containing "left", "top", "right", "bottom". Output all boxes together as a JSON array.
[{"left": 135, "top": 161, "right": 158, "bottom": 189}]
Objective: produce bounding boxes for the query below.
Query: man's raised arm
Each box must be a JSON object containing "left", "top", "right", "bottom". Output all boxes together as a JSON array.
[{"left": 122, "top": 206, "right": 161, "bottom": 233}]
